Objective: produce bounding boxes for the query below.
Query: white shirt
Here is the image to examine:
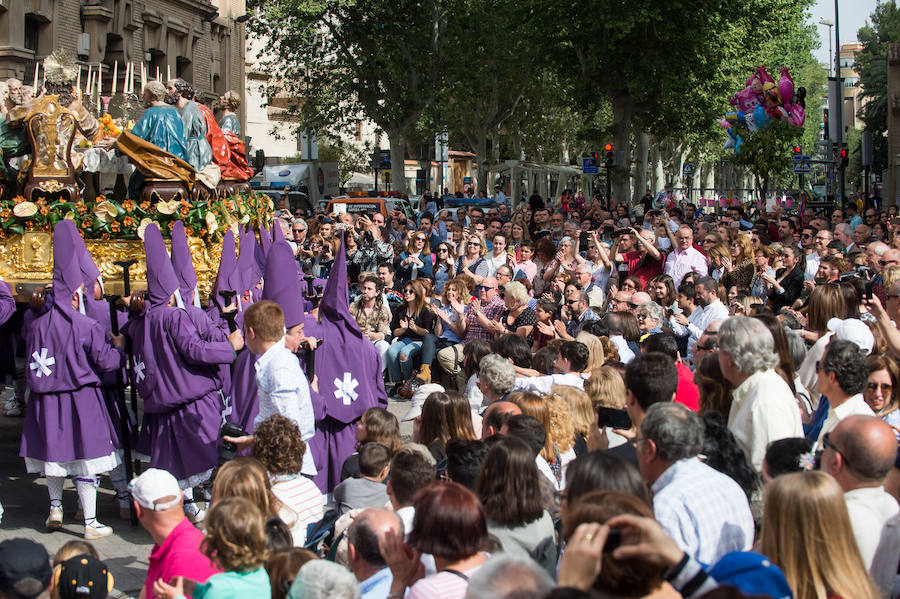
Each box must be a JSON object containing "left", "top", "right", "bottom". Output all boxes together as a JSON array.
[
  {"left": 816, "top": 394, "right": 875, "bottom": 449},
  {"left": 727, "top": 369, "right": 804, "bottom": 472},
  {"left": 804, "top": 251, "right": 820, "bottom": 282},
  {"left": 609, "top": 335, "right": 635, "bottom": 363},
  {"left": 255, "top": 338, "right": 317, "bottom": 476},
  {"left": 845, "top": 486, "right": 900, "bottom": 597},
  {"left": 797, "top": 332, "right": 832, "bottom": 409},
  {"left": 513, "top": 372, "right": 584, "bottom": 395}
]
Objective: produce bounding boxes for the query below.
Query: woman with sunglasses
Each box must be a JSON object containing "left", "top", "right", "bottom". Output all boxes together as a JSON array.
[
  {"left": 396, "top": 230, "right": 434, "bottom": 288},
  {"left": 863, "top": 355, "right": 900, "bottom": 435},
  {"left": 719, "top": 232, "right": 755, "bottom": 293},
  {"left": 454, "top": 233, "right": 490, "bottom": 286},
  {"left": 385, "top": 280, "right": 436, "bottom": 392},
  {"left": 432, "top": 242, "right": 456, "bottom": 294}
]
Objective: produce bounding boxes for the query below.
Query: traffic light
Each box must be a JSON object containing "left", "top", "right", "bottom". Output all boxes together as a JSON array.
[
  {"left": 604, "top": 143, "right": 614, "bottom": 168},
  {"left": 840, "top": 143, "right": 849, "bottom": 168},
  {"left": 590, "top": 151, "right": 600, "bottom": 160},
  {"left": 792, "top": 145, "right": 802, "bottom": 155}
]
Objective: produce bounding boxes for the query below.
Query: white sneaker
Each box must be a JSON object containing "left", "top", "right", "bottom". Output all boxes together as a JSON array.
[
  {"left": 4, "top": 398, "right": 22, "bottom": 417},
  {"left": 45, "top": 507, "right": 63, "bottom": 530},
  {"left": 84, "top": 519, "right": 112, "bottom": 540}
]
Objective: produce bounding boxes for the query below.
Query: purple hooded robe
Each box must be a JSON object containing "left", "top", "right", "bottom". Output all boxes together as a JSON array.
[
  {"left": 123, "top": 224, "right": 235, "bottom": 484},
  {"left": 19, "top": 220, "right": 124, "bottom": 476},
  {"left": 310, "top": 232, "right": 387, "bottom": 492}
]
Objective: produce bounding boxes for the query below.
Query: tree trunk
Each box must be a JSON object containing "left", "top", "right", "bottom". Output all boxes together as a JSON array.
[
  {"left": 650, "top": 139, "right": 664, "bottom": 193},
  {"left": 387, "top": 129, "right": 408, "bottom": 195},
  {"left": 633, "top": 130, "right": 650, "bottom": 203},
  {"left": 611, "top": 92, "right": 633, "bottom": 207},
  {"left": 702, "top": 163, "right": 715, "bottom": 199},
  {"left": 475, "top": 132, "right": 489, "bottom": 196}
]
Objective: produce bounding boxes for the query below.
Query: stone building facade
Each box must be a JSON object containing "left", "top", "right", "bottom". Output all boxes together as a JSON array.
[{"left": 0, "top": 0, "right": 246, "bottom": 110}]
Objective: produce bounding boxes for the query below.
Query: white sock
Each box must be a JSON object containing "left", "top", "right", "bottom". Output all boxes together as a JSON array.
[
  {"left": 46, "top": 476, "right": 64, "bottom": 510},
  {"left": 182, "top": 487, "right": 201, "bottom": 517},
  {"left": 74, "top": 476, "right": 99, "bottom": 524}
]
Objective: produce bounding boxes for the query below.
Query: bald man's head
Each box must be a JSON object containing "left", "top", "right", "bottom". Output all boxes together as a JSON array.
[
  {"left": 830, "top": 415, "right": 897, "bottom": 484},
  {"left": 482, "top": 401, "right": 522, "bottom": 439},
  {"left": 348, "top": 508, "right": 403, "bottom": 571},
  {"left": 631, "top": 292, "right": 652, "bottom": 307}
]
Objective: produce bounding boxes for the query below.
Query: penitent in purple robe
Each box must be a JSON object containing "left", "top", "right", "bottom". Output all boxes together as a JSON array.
[
  {"left": 0, "top": 278, "right": 15, "bottom": 326},
  {"left": 171, "top": 220, "right": 231, "bottom": 400},
  {"left": 206, "top": 228, "right": 237, "bottom": 328},
  {"left": 20, "top": 220, "right": 124, "bottom": 476},
  {"left": 123, "top": 224, "right": 235, "bottom": 485},
  {"left": 310, "top": 231, "right": 387, "bottom": 493}
]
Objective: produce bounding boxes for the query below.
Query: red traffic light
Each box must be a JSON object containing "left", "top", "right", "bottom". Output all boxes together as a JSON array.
[
  {"left": 604, "top": 143, "right": 614, "bottom": 152},
  {"left": 591, "top": 151, "right": 600, "bottom": 160},
  {"left": 840, "top": 148, "right": 848, "bottom": 158},
  {"left": 792, "top": 145, "right": 801, "bottom": 154}
]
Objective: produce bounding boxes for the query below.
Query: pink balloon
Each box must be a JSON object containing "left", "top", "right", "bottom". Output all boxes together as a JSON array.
[
  {"left": 778, "top": 67, "right": 794, "bottom": 108},
  {"left": 757, "top": 66, "right": 775, "bottom": 85}
]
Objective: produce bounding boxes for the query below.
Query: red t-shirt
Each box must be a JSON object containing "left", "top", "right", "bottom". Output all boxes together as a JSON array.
[
  {"left": 674, "top": 362, "right": 700, "bottom": 411},
  {"left": 622, "top": 250, "right": 663, "bottom": 288},
  {"left": 145, "top": 518, "right": 221, "bottom": 595}
]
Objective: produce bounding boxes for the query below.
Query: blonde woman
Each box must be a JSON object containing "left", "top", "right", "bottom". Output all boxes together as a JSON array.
[
  {"left": 583, "top": 366, "right": 628, "bottom": 449},
  {"left": 762, "top": 472, "right": 880, "bottom": 599},
  {"left": 553, "top": 384, "right": 594, "bottom": 457},
  {"left": 576, "top": 331, "right": 605, "bottom": 372},
  {"left": 720, "top": 232, "right": 755, "bottom": 291},
  {"left": 455, "top": 233, "right": 490, "bottom": 285}
]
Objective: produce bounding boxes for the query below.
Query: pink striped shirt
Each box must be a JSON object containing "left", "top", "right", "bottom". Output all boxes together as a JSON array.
[{"left": 406, "top": 565, "right": 482, "bottom": 599}]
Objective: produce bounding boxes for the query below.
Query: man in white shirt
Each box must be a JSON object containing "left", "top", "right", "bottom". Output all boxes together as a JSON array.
[
  {"left": 815, "top": 338, "right": 875, "bottom": 448},
  {"left": 636, "top": 402, "right": 755, "bottom": 565},
  {"left": 683, "top": 277, "right": 728, "bottom": 363},
  {"left": 513, "top": 340, "right": 588, "bottom": 394},
  {"left": 663, "top": 226, "right": 708, "bottom": 287},
  {"left": 718, "top": 317, "right": 803, "bottom": 472},
  {"left": 821, "top": 415, "right": 900, "bottom": 597},
  {"left": 802, "top": 226, "right": 820, "bottom": 281},
  {"left": 245, "top": 300, "right": 317, "bottom": 476}
]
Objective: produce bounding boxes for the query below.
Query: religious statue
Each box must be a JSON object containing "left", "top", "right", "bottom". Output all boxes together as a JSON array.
[
  {"left": 6, "top": 50, "right": 99, "bottom": 201},
  {"left": 0, "top": 78, "right": 29, "bottom": 185},
  {"left": 214, "top": 91, "right": 253, "bottom": 182},
  {"left": 166, "top": 78, "right": 219, "bottom": 190},
  {"left": 122, "top": 80, "right": 193, "bottom": 200}
]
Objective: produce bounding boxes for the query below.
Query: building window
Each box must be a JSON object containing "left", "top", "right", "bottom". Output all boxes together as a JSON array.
[
  {"left": 840, "top": 57, "right": 855, "bottom": 69},
  {"left": 843, "top": 77, "right": 859, "bottom": 88}
]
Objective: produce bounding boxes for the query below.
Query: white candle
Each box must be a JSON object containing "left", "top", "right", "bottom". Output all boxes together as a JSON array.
[
  {"left": 128, "top": 61, "right": 134, "bottom": 94},
  {"left": 167, "top": 64, "right": 171, "bottom": 82},
  {"left": 86, "top": 65, "right": 92, "bottom": 95},
  {"left": 33, "top": 62, "right": 38, "bottom": 93},
  {"left": 141, "top": 63, "right": 146, "bottom": 92},
  {"left": 97, "top": 62, "right": 102, "bottom": 96},
  {"left": 112, "top": 61, "right": 117, "bottom": 95},
  {"left": 156, "top": 66, "right": 160, "bottom": 82},
  {"left": 76, "top": 66, "right": 81, "bottom": 95}
]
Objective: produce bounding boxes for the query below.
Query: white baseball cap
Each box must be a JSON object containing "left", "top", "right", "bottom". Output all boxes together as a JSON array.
[
  {"left": 402, "top": 383, "right": 446, "bottom": 422},
  {"left": 827, "top": 318, "right": 874, "bottom": 355},
  {"left": 129, "top": 468, "right": 182, "bottom": 511}
]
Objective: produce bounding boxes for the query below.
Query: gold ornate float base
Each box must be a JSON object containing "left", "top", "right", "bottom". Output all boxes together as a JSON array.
[{"left": 0, "top": 233, "right": 222, "bottom": 301}]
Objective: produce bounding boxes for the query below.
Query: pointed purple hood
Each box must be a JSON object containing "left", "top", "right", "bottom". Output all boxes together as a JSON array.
[
  {"left": 253, "top": 228, "right": 267, "bottom": 275},
  {"left": 52, "top": 220, "right": 84, "bottom": 308},
  {"left": 259, "top": 224, "right": 271, "bottom": 256},
  {"left": 210, "top": 229, "right": 237, "bottom": 310},
  {"left": 236, "top": 228, "right": 259, "bottom": 297},
  {"left": 272, "top": 219, "right": 285, "bottom": 244},
  {"left": 143, "top": 223, "right": 179, "bottom": 307},
  {"left": 319, "top": 230, "right": 359, "bottom": 334},
  {"left": 263, "top": 241, "right": 304, "bottom": 329},
  {"left": 170, "top": 221, "right": 199, "bottom": 307}
]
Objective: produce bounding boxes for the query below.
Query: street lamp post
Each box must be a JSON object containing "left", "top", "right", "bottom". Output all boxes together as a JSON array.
[
  {"left": 819, "top": 18, "right": 833, "bottom": 72},
  {"left": 833, "top": 0, "right": 845, "bottom": 210}
]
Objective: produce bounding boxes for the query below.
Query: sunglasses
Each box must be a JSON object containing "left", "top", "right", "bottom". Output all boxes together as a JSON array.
[
  {"left": 437, "top": 248, "right": 448, "bottom": 253},
  {"left": 404, "top": 289, "right": 415, "bottom": 294},
  {"left": 468, "top": 242, "right": 481, "bottom": 247},
  {"left": 696, "top": 343, "right": 717, "bottom": 351},
  {"left": 866, "top": 382, "right": 893, "bottom": 393},
  {"left": 415, "top": 237, "right": 427, "bottom": 241}
]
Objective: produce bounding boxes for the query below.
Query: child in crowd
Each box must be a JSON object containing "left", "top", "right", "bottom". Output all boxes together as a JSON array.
[
  {"left": 332, "top": 442, "right": 391, "bottom": 515},
  {"left": 531, "top": 298, "right": 558, "bottom": 352}
]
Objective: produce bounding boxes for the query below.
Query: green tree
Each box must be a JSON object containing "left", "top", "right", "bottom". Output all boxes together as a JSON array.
[
  {"left": 856, "top": 2, "right": 900, "bottom": 175},
  {"left": 731, "top": 120, "right": 802, "bottom": 198},
  {"left": 247, "top": 0, "right": 447, "bottom": 194}
]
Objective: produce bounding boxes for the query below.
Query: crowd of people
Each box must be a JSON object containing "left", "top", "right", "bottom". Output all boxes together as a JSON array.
[{"left": 4, "top": 191, "right": 900, "bottom": 599}]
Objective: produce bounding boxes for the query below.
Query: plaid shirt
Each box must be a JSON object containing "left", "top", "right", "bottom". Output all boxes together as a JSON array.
[
  {"left": 652, "top": 457, "right": 754, "bottom": 565},
  {"left": 464, "top": 296, "right": 505, "bottom": 342}
]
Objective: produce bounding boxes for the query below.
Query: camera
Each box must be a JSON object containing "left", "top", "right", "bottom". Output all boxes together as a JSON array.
[{"left": 219, "top": 421, "right": 247, "bottom": 464}]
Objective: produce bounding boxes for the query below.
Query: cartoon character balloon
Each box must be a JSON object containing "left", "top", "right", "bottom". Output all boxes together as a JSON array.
[{"left": 720, "top": 66, "right": 803, "bottom": 154}]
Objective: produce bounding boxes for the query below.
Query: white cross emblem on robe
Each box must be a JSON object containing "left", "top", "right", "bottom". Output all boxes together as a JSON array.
[
  {"left": 334, "top": 372, "right": 359, "bottom": 406},
  {"left": 132, "top": 356, "right": 145, "bottom": 383},
  {"left": 29, "top": 348, "right": 55, "bottom": 378}
]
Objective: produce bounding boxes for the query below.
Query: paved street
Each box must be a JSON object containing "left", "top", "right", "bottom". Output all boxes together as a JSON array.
[{"left": 0, "top": 387, "right": 412, "bottom": 598}]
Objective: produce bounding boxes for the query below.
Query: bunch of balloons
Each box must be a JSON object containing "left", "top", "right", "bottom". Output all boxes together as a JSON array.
[{"left": 719, "top": 66, "right": 806, "bottom": 154}]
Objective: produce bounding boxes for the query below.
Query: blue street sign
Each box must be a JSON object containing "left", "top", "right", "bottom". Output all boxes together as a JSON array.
[
  {"left": 682, "top": 163, "right": 695, "bottom": 175},
  {"left": 582, "top": 157, "right": 599, "bottom": 174},
  {"left": 793, "top": 163, "right": 811, "bottom": 174}
]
